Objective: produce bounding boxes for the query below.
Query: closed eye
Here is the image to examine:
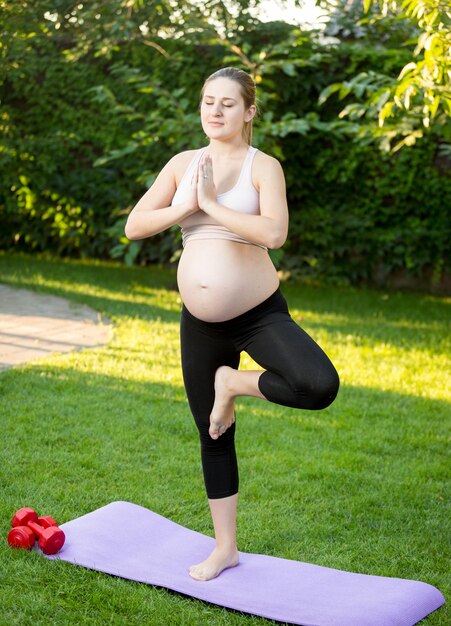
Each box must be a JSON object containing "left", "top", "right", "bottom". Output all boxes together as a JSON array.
[{"left": 205, "top": 102, "right": 233, "bottom": 107}]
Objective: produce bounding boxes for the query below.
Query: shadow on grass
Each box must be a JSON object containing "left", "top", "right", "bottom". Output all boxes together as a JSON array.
[
  {"left": 283, "top": 283, "right": 450, "bottom": 353},
  {"left": 0, "top": 254, "right": 182, "bottom": 322}
]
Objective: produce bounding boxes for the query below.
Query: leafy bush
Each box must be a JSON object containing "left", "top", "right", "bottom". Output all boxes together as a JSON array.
[{"left": 1, "top": 5, "right": 449, "bottom": 291}]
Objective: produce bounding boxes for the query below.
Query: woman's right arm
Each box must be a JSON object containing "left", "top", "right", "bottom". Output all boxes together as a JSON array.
[{"left": 125, "top": 153, "right": 198, "bottom": 240}]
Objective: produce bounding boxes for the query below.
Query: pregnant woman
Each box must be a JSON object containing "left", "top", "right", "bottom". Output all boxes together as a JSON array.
[{"left": 125, "top": 67, "right": 339, "bottom": 582}]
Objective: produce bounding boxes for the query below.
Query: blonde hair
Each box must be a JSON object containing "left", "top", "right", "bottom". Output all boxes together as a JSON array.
[{"left": 200, "top": 67, "right": 257, "bottom": 145}]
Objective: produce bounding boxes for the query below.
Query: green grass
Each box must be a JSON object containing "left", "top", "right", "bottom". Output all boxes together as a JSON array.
[{"left": 0, "top": 252, "right": 449, "bottom": 626}]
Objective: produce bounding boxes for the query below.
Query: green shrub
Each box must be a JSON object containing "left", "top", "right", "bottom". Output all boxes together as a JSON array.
[{"left": 1, "top": 9, "right": 449, "bottom": 290}]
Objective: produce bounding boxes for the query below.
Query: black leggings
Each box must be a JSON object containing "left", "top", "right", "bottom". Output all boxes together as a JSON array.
[{"left": 180, "top": 287, "right": 339, "bottom": 499}]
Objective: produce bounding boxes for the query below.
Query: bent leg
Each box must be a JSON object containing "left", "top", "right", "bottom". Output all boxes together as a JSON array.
[{"left": 245, "top": 317, "right": 340, "bottom": 410}]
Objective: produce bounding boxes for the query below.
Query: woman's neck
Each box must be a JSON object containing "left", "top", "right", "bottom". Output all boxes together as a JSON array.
[{"left": 206, "top": 138, "right": 249, "bottom": 159}]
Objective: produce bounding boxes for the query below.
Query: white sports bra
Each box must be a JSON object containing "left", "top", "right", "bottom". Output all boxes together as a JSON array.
[{"left": 171, "top": 146, "right": 266, "bottom": 249}]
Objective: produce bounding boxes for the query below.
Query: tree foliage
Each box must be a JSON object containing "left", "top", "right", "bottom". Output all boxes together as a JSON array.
[
  {"left": 0, "top": 1, "right": 449, "bottom": 290},
  {"left": 317, "top": 0, "right": 451, "bottom": 151}
]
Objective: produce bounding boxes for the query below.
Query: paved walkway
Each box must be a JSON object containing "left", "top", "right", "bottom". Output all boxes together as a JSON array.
[{"left": 0, "top": 285, "right": 112, "bottom": 371}]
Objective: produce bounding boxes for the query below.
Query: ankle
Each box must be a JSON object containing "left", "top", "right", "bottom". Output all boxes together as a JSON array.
[
  {"left": 217, "top": 366, "right": 235, "bottom": 393},
  {"left": 215, "top": 541, "right": 238, "bottom": 554}
]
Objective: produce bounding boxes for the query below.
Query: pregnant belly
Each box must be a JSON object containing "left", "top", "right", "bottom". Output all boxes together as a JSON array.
[{"left": 177, "top": 240, "right": 280, "bottom": 322}]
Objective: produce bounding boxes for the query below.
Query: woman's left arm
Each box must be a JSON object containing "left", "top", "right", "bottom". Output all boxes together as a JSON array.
[{"left": 198, "top": 152, "right": 289, "bottom": 249}]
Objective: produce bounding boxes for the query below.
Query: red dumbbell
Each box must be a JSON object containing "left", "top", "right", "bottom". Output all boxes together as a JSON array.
[
  {"left": 8, "top": 507, "right": 65, "bottom": 555},
  {"left": 7, "top": 512, "right": 61, "bottom": 551},
  {"left": 7, "top": 525, "right": 36, "bottom": 550}
]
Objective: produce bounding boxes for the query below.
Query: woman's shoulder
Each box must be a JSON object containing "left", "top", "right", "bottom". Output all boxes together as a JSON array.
[
  {"left": 166, "top": 148, "right": 205, "bottom": 182},
  {"left": 170, "top": 147, "right": 205, "bottom": 165},
  {"left": 252, "top": 148, "right": 285, "bottom": 179},
  {"left": 253, "top": 147, "right": 283, "bottom": 167},
  {"left": 168, "top": 148, "right": 204, "bottom": 172}
]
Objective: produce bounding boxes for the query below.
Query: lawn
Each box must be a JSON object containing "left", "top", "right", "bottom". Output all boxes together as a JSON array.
[{"left": 0, "top": 252, "right": 449, "bottom": 626}]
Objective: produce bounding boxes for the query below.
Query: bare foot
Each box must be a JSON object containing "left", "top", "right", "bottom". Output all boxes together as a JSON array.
[
  {"left": 189, "top": 546, "right": 240, "bottom": 581},
  {"left": 209, "top": 366, "right": 236, "bottom": 440}
]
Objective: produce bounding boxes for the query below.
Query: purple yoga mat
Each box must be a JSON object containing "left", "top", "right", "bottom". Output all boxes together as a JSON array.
[{"left": 44, "top": 501, "right": 444, "bottom": 626}]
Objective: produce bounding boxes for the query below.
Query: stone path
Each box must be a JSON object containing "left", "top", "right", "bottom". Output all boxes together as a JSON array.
[{"left": 0, "top": 284, "right": 112, "bottom": 371}]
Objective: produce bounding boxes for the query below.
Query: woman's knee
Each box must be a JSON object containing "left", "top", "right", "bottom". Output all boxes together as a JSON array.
[
  {"left": 291, "top": 365, "right": 340, "bottom": 410},
  {"left": 199, "top": 425, "right": 239, "bottom": 498},
  {"left": 311, "top": 366, "right": 340, "bottom": 411},
  {"left": 310, "top": 370, "right": 339, "bottom": 409}
]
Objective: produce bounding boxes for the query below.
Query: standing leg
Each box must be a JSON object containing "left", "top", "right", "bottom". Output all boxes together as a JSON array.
[
  {"left": 180, "top": 307, "right": 241, "bottom": 580},
  {"left": 190, "top": 493, "right": 240, "bottom": 581}
]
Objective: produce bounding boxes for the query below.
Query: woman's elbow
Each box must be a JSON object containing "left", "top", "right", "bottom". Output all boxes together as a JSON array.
[
  {"left": 124, "top": 221, "right": 134, "bottom": 240},
  {"left": 267, "top": 230, "right": 287, "bottom": 250},
  {"left": 124, "top": 217, "right": 140, "bottom": 240}
]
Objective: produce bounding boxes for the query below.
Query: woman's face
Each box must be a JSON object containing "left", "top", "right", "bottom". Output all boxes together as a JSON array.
[{"left": 200, "top": 77, "right": 256, "bottom": 142}]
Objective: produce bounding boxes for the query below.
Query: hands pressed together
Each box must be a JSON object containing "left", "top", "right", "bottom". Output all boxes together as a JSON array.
[{"left": 186, "top": 153, "right": 218, "bottom": 216}]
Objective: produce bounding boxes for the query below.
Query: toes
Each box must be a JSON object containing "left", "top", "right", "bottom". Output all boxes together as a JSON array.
[
  {"left": 209, "top": 424, "right": 220, "bottom": 439},
  {"left": 209, "top": 420, "right": 234, "bottom": 439},
  {"left": 189, "top": 566, "right": 206, "bottom": 581},
  {"left": 209, "top": 418, "right": 225, "bottom": 439}
]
